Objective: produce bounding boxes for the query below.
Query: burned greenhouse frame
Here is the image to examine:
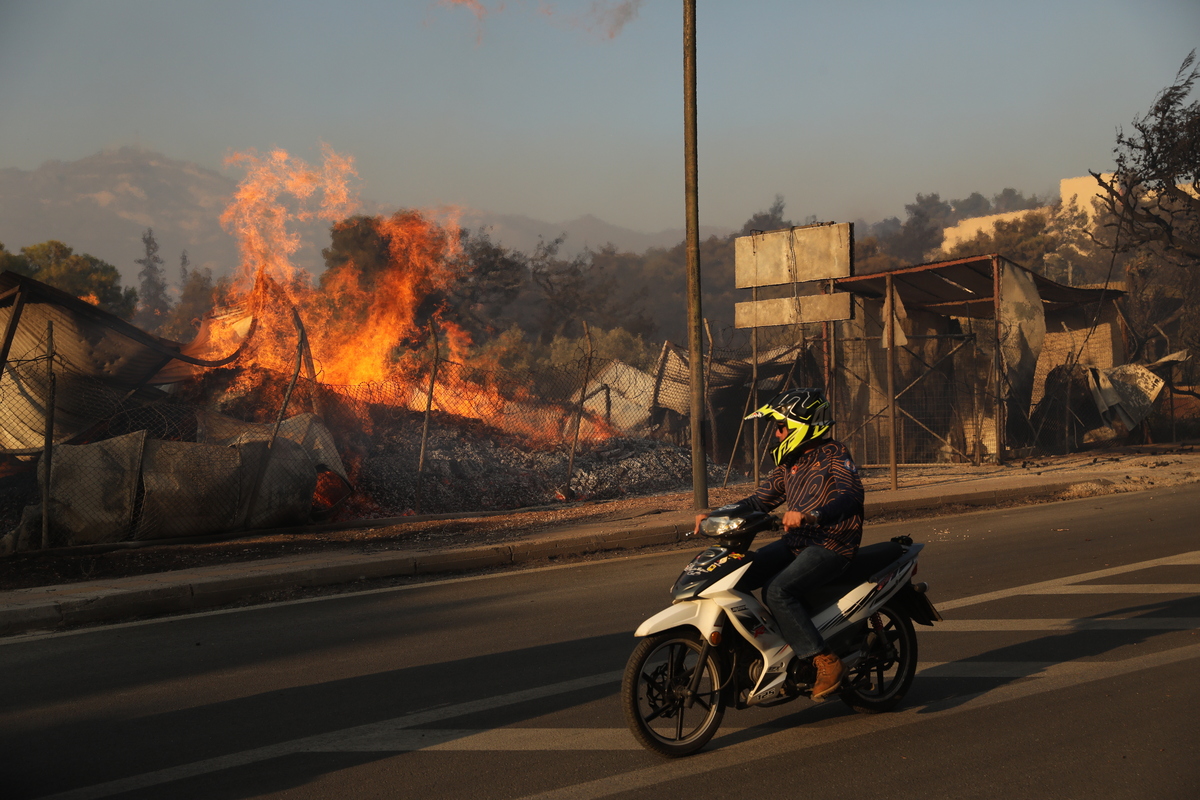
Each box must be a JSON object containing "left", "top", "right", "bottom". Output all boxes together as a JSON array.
[
  {"left": 824, "top": 255, "right": 1125, "bottom": 468},
  {"left": 0, "top": 271, "right": 351, "bottom": 552}
]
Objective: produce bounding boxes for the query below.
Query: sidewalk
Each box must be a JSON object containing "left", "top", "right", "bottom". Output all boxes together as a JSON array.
[{"left": 2, "top": 446, "right": 1196, "bottom": 636}]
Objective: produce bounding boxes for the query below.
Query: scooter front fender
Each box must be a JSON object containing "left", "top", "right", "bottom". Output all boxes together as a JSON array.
[{"left": 634, "top": 599, "right": 723, "bottom": 639}]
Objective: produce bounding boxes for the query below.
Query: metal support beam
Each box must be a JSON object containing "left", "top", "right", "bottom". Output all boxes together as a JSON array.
[
  {"left": 886, "top": 273, "right": 898, "bottom": 490},
  {"left": 992, "top": 256, "right": 1004, "bottom": 464}
]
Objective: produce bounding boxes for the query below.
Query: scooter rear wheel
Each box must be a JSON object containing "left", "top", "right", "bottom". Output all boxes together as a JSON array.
[
  {"left": 622, "top": 629, "right": 725, "bottom": 757},
  {"left": 839, "top": 602, "right": 917, "bottom": 713}
]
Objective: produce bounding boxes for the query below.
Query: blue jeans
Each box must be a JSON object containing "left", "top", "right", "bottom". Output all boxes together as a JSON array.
[{"left": 740, "top": 539, "right": 851, "bottom": 660}]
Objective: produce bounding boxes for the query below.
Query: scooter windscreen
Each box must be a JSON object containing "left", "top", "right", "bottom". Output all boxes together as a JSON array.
[{"left": 671, "top": 544, "right": 751, "bottom": 601}]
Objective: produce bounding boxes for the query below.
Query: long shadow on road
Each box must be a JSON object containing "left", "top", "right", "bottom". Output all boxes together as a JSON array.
[{"left": 1, "top": 631, "right": 635, "bottom": 800}]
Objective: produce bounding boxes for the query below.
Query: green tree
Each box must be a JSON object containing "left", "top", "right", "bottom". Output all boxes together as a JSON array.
[
  {"left": 19, "top": 240, "right": 137, "bottom": 319},
  {"left": 853, "top": 236, "right": 904, "bottom": 274},
  {"left": 740, "top": 195, "right": 793, "bottom": 235},
  {"left": 321, "top": 214, "right": 388, "bottom": 283},
  {"left": 157, "top": 255, "right": 218, "bottom": 343},
  {"left": 526, "top": 236, "right": 638, "bottom": 343},
  {"left": 0, "top": 242, "right": 32, "bottom": 275},
  {"left": 991, "top": 188, "right": 1043, "bottom": 213},
  {"left": 134, "top": 228, "right": 173, "bottom": 331},
  {"left": 951, "top": 192, "right": 991, "bottom": 219},
  {"left": 319, "top": 211, "right": 460, "bottom": 345},
  {"left": 542, "top": 325, "right": 656, "bottom": 371},
  {"left": 944, "top": 210, "right": 1056, "bottom": 271},
  {"left": 450, "top": 229, "right": 530, "bottom": 339},
  {"left": 885, "top": 193, "right": 953, "bottom": 264}
]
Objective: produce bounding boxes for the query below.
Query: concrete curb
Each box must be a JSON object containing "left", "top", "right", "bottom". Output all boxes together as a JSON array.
[{"left": 0, "top": 477, "right": 1132, "bottom": 637}]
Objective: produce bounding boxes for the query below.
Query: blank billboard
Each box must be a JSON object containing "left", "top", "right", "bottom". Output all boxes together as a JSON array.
[{"left": 734, "top": 222, "right": 853, "bottom": 288}]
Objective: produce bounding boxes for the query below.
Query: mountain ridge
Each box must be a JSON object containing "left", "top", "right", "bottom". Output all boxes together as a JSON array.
[{"left": 0, "top": 148, "right": 730, "bottom": 284}]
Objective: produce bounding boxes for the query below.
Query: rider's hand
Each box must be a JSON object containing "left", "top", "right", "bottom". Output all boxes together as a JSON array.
[
  {"left": 692, "top": 513, "right": 709, "bottom": 535},
  {"left": 782, "top": 510, "right": 813, "bottom": 529}
]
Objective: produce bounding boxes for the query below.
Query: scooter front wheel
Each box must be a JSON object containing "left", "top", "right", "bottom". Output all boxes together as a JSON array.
[{"left": 622, "top": 628, "right": 726, "bottom": 757}]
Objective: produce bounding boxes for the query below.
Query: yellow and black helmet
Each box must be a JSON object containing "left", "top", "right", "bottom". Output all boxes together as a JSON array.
[{"left": 746, "top": 388, "right": 833, "bottom": 464}]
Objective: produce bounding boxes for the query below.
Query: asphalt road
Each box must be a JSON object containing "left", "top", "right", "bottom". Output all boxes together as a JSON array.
[{"left": 2, "top": 485, "right": 1199, "bottom": 799}]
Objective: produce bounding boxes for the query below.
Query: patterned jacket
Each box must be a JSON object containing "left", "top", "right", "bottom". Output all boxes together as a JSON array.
[{"left": 729, "top": 439, "right": 864, "bottom": 558}]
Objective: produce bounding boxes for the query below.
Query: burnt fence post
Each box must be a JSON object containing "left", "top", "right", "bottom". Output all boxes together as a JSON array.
[
  {"left": 41, "top": 320, "right": 56, "bottom": 550},
  {"left": 243, "top": 308, "right": 306, "bottom": 528},
  {"left": 415, "top": 319, "right": 439, "bottom": 515},
  {"left": 565, "top": 320, "right": 594, "bottom": 494}
]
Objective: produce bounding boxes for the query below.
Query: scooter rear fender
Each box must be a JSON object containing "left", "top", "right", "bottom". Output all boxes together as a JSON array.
[{"left": 634, "top": 599, "right": 724, "bottom": 639}]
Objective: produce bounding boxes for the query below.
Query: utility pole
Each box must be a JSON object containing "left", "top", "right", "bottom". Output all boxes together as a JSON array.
[{"left": 684, "top": 0, "right": 708, "bottom": 510}]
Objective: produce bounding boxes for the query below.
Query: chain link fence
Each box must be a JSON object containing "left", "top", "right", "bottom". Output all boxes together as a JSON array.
[
  {"left": 1, "top": 306, "right": 1194, "bottom": 551},
  {"left": 0, "top": 324, "right": 731, "bottom": 550}
]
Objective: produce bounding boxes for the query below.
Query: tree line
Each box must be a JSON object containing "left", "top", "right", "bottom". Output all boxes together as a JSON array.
[
  {"left": 1, "top": 49, "right": 1195, "bottom": 382},
  {"left": 0, "top": 232, "right": 222, "bottom": 342}
]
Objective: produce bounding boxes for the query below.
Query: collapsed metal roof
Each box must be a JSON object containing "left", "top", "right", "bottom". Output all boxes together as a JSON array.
[
  {"left": 835, "top": 255, "right": 1121, "bottom": 319},
  {"left": 0, "top": 271, "right": 253, "bottom": 453}
]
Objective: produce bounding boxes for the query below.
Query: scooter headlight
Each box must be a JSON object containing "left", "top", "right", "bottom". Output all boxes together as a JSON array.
[{"left": 699, "top": 516, "right": 743, "bottom": 538}]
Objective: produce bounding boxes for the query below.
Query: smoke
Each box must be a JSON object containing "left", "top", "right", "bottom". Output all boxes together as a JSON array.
[
  {"left": 438, "top": 0, "right": 488, "bottom": 21},
  {"left": 437, "top": 0, "right": 645, "bottom": 40},
  {"left": 581, "top": 1, "right": 644, "bottom": 39}
]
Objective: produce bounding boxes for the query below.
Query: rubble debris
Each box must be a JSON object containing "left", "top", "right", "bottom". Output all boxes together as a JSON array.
[{"left": 353, "top": 408, "right": 727, "bottom": 517}]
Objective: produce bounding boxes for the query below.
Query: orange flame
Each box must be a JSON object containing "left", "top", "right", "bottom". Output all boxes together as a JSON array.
[
  {"left": 214, "top": 145, "right": 612, "bottom": 447},
  {"left": 220, "top": 144, "right": 357, "bottom": 294}
]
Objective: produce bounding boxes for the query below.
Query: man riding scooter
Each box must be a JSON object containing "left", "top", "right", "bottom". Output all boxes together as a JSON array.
[{"left": 694, "top": 388, "right": 865, "bottom": 700}]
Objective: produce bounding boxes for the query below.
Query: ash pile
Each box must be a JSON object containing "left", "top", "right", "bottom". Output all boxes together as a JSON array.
[{"left": 351, "top": 405, "right": 726, "bottom": 517}]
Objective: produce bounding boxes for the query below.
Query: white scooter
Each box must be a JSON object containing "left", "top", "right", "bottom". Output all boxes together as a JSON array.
[{"left": 622, "top": 510, "right": 941, "bottom": 757}]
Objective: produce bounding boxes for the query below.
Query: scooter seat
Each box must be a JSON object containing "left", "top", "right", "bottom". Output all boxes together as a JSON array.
[
  {"left": 845, "top": 541, "right": 905, "bottom": 582},
  {"left": 801, "top": 541, "right": 905, "bottom": 611}
]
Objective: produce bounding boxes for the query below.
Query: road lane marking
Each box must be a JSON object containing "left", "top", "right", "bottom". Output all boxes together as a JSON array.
[
  {"left": 31, "top": 550, "right": 1200, "bottom": 798},
  {"left": 1, "top": 549, "right": 684, "bottom": 645},
  {"left": 32, "top": 670, "right": 623, "bottom": 800},
  {"left": 923, "top": 617, "right": 1200, "bottom": 631},
  {"left": 937, "top": 549, "right": 1200, "bottom": 611},
  {"left": 8, "top": 548, "right": 1199, "bottom": 646},
  {"left": 33, "top": 644, "right": 1200, "bottom": 799},
  {"left": 513, "top": 642, "right": 1200, "bottom": 800},
  {"left": 327, "top": 728, "right": 646, "bottom": 751},
  {"left": 1033, "top": 584, "right": 1200, "bottom": 594},
  {"left": 319, "top": 657, "right": 1189, "bottom": 752}
]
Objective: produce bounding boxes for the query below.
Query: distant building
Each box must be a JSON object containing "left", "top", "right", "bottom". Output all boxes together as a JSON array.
[
  {"left": 1058, "top": 174, "right": 1111, "bottom": 222},
  {"left": 941, "top": 209, "right": 1036, "bottom": 251},
  {"left": 941, "top": 175, "right": 1117, "bottom": 253}
]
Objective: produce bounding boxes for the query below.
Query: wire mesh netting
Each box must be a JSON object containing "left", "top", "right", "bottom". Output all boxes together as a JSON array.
[{"left": 1, "top": 307, "right": 1193, "bottom": 551}]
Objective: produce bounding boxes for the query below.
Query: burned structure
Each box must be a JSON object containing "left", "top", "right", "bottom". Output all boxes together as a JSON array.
[
  {"left": 826, "top": 255, "right": 1126, "bottom": 465},
  {"left": 726, "top": 224, "right": 1166, "bottom": 473},
  {"left": 0, "top": 269, "right": 727, "bottom": 552},
  {"left": 0, "top": 271, "right": 350, "bottom": 551}
]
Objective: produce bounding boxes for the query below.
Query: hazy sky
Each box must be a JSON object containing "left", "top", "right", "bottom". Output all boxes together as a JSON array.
[{"left": 1, "top": 0, "right": 1197, "bottom": 232}]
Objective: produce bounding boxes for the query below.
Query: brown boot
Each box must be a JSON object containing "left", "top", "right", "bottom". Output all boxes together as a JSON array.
[{"left": 810, "top": 651, "right": 844, "bottom": 701}]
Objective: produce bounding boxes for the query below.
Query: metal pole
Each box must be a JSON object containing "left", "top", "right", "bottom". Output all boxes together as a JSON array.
[
  {"left": 703, "top": 318, "right": 719, "bottom": 466},
  {"left": 827, "top": 279, "right": 836, "bottom": 416},
  {"left": 300, "top": 325, "right": 325, "bottom": 420},
  {"left": 41, "top": 320, "right": 56, "bottom": 550},
  {"left": 993, "top": 256, "right": 1004, "bottom": 464},
  {"left": 886, "top": 274, "right": 898, "bottom": 490},
  {"left": 0, "top": 289, "right": 27, "bottom": 384},
  {"left": 244, "top": 308, "right": 306, "bottom": 528},
  {"left": 565, "top": 321, "right": 594, "bottom": 494},
  {"left": 683, "top": 0, "right": 708, "bottom": 510},
  {"left": 722, "top": 376, "right": 757, "bottom": 488},
  {"left": 1170, "top": 381, "right": 1176, "bottom": 443},
  {"left": 751, "top": 287, "right": 760, "bottom": 484},
  {"left": 415, "top": 319, "right": 439, "bottom": 515}
]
